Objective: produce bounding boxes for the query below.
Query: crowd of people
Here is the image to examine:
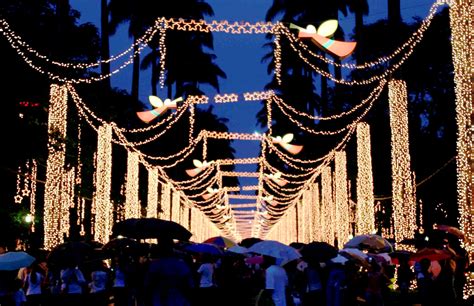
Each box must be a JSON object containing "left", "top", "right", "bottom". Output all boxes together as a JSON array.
[{"left": 0, "top": 234, "right": 472, "bottom": 306}]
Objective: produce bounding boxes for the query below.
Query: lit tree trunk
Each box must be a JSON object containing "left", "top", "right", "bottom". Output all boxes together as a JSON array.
[{"left": 101, "top": 0, "right": 111, "bottom": 90}]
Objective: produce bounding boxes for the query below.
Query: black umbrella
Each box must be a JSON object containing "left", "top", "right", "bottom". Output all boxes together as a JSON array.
[
  {"left": 300, "top": 241, "right": 338, "bottom": 263},
  {"left": 102, "top": 237, "right": 146, "bottom": 256},
  {"left": 112, "top": 218, "right": 192, "bottom": 241},
  {"left": 47, "top": 241, "right": 99, "bottom": 268},
  {"left": 239, "top": 237, "right": 262, "bottom": 248}
]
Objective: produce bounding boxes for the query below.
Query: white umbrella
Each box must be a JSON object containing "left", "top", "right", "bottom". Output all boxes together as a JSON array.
[
  {"left": 248, "top": 240, "right": 301, "bottom": 266},
  {"left": 331, "top": 254, "right": 349, "bottom": 264},
  {"left": 0, "top": 251, "right": 35, "bottom": 271}
]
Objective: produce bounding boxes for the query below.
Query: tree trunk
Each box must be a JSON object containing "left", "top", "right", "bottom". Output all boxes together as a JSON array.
[
  {"left": 354, "top": 11, "right": 364, "bottom": 65},
  {"left": 101, "top": 0, "right": 111, "bottom": 90},
  {"left": 131, "top": 42, "right": 140, "bottom": 100},
  {"left": 151, "top": 46, "right": 158, "bottom": 96},
  {"left": 387, "top": 0, "right": 402, "bottom": 26}
]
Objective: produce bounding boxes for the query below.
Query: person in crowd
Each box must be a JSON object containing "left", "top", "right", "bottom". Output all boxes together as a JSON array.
[
  {"left": 302, "top": 260, "right": 323, "bottom": 306},
  {"left": 24, "top": 263, "right": 44, "bottom": 306},
  {"left": 60, "top": 263, "right": 86, "bottom": 306},
  {"left": 364, "top": 261, "right": 389, "bottom": 306},
  {"left": 111, "top": 256, "right": 127, "bottom": 306},
  {"left": 143, "top": 238, "right": 194, "bottom": 306},
  {"left": 417, "top": 258, "right": 433, "bottom": 306},
  {"left": 88, "top": 261, "right": 109, "bottom": 306},
  {"left": 326, "top": 262, "right": 347, "bottom": 306},
  {"left": 263, "top": 255, "right": 289, "bottom": 306},
  {"left": 396, "top": 256, "right": 413, "bottom": 304}
]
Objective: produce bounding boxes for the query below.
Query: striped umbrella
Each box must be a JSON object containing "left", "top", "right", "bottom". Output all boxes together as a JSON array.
[{"left": 202, "top": 236, "right": 236, "bottom": 249}]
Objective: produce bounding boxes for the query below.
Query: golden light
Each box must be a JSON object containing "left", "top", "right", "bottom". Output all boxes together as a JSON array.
[
  {"left": 147, "top": 168, "right": 159, "bottom": 218},
  {"left": 356, "top": 122, "right": 375, "bottom": 235},
  {"left": 335, "top": 150, "right": 350, "bottom": 248},
  {"left": 125, "top": 151, "right": 140, "bottom": 219}
]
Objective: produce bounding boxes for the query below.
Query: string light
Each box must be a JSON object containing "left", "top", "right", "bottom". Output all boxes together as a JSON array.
[
  {"left": 159, "top": 23, "right": 167, "bottom": 88},
  {"left": 147, "top": 168, "right": 159, "bottom": 218},
  {"left": 124, "top": 152, "right": 140, "bottom": 219},
  {"left": 448, "top": 0, "right": 474, "bottom": 298},
  {"left": 321, "top": 166, "right": 335, "bottom": 245},
  {"left": 388, "top": 80, "right": 417, "bottom": 248},
  {"left": 30, "top": 160, "right": 37, "bottom": 232},
  {"left": 311, "top": 183, "right": 321, "bottom": 241},
  {"left": 44, "top": 84, "right": 68, "bottom": 250},
  {"left": 335, "top": 151, "right": 350, "bottom": 248},
  {"left": 93, "top": 124, "right": 113, "bottom": 244},
  {"left": 228, "top": 195, "right": 258, "bottom": 199},
  {"left": 59, "top": 168, "right": 74, "bottom": 240},
  {"left": 242, "top": 185, "right": 260, "bottom": 191},
  {"left": 172, "top": 190, "right": 181, "bottom": 223},
  {"left": 160, "top": 183, "right": 171, "bottom": 220},
  {"left": 274, "top": 33, "right": 282, "bottom": 85},
  {"left": 221, "top": 171, "right": 260, "bottom": 177},
  {"left": 356, "top": 122, "right": 375, "bottom": 235}
]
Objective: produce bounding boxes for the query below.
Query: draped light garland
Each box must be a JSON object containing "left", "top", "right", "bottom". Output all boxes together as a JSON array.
[
  {"left": 147, "top": 168, "right": 159, "bottom": 218},
  {"left": 44, "top": 84, "right": 68, "bottom": 250},
  {"left": 93, "top": 124, "right": 113, "bottom": 244},
  {"left": 449, "top": 0, "right": 474, "bottom": 298},
  {"left": 356, "top": 122, "right": 375, "bottom": 234},
  {"left": 388, "top": 80, "right": 417, "bottom": 248},
  {"left": 335, "top": 151, "right": 350, "bottom": 248},
  {"left": 124, "top": 151, "right": 140, "bottom": 219}
]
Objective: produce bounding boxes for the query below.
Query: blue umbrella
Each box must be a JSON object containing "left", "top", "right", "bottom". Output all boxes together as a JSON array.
[
  {"left": 184, "top": 243, "right": 223, "bottom": 256},
  {"left": 0, "top": 251, "right": 35, "bottom": 271}
]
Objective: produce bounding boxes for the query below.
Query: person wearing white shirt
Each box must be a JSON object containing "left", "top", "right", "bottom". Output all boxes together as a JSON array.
[{"left": 264, "top": 256, "right": 289, "bottom": 306}]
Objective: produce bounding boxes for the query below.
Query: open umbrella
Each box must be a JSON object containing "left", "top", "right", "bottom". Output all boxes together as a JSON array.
[
  {"left": 239, "top": 237, "right": 262, "bottom": 248},
  {"left": 47, "top": 241, "right": 99, "bottom": 267},
  {"left": 227, "top": 245, "right": 248, "bottom": 254},
  {"left": 410, "top": 248, "right": 453, "bottom": 262},
  {"left": 203, "top": 236, "right": 236, "bottom": 249},
  {"left": 300, "top": 242, "right": 338, "bottom": 263},
  {"left": 184, "top": 243, "right": 223, "bottom": 256},
  {"left": 0, "top": 252, "right": 35, "bottom": 271},
  {"left": 248, "top": 240, "right": 301, "bottom": 266},
  {"left": 435, "top": 224, "right": 465, "bottom": 239},
  {"left": 344, "top": 234, "right": 393, "bottom": 253},
  {"left": 112, "top": 218, "right": 192, "bottom": 241}
]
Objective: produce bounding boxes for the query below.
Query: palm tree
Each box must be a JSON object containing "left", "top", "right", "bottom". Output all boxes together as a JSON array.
[{"left": 345, "top": 0, "right": 369, "bottom": 64}]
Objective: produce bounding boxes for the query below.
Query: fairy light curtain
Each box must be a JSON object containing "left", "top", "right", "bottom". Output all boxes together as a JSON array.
[
  {"left": 388, "top": 79, "right": 417, "bottom": 247},
  {"left": 311, "top": 183, "right": 322, "bottom": 242},
  {"left": 44, "top": 84, "right": 68, "bottom": 250},
  {"left": 160, "top": 183, "right": 171, "bottom": 220},
  {"left": 147, "top": 168, "right": 159, "bottom": 218},
  {"left": 335, "top": 151, "right": 350, "bottom": 248},
  {"left": 321, "top": 166, "right": 335, "bottom": 245},
  {"left": 356, "top": 122, "right": 375, "bottom": 234},
  {"left": 171, "top": 190, "right": 181, "bottom": 223},
  {"left": 125, "top": 151, "right": 140, "bottom": 219},
  {"left": 449, "top": 0, "right": 474, "bottom": 298},
  {"left": 93, "top": 124, "right": 113, "bottom": 244}
]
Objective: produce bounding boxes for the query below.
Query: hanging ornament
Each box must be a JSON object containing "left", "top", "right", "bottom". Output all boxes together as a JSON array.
[
  {"left": 185, "top": 159, "right": 214, "bottom": 177},
  {"left": 264, "top": 172, "right": 288, "bottom": 187},
  {"left": 136, "top": 96, "right": 183, "bottom": 123},
  {"left": 290, "top": 20, "right": 356, "bottom": 59},
  {"left": 271, "top": 133, "right": 303, "bottom": 155},
  {"left": 202, "top": 187, "right": 220, "bottom": 200}
]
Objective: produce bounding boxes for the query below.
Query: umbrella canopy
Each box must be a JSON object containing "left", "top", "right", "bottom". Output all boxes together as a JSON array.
[
  {"left": 435, "top": 224, "right": 465, "bottom": 239},
  {"left": 389, "top": 250, "right": 414, "bottom": 265},
  {"left": 203, "top": 236, "right": 236, "bottom": 249},
  {"left": 102, "top": 237, "right": 146, "bottom": 256},
  {"left": 0, "top": 252, "right": 35, "bottom": 271},
  {"left": 248, "top": 240, "right": 301, "bottom": 266},
  {"left": 112, "top": 218, "right": 192, "bottom": 241},
  {"left": 344, "top": 234, "right": 393, "bottom": 253},
  {"left": 239, "top": 237, "right": 262, "bottom": 248},
  {"left": 227, "top": 245, "right": 248, "bottom": 254},
  {"left": 300, "top": 242, "right": 338, "bottom": 263},
  {"left": 410, "top": 248, "right": 453, "bottom": 262},
  {"left": 184, "top": 243, "right": 223, "bottom": 256},
  {"left": 47, "top": 241, "right": 99, "bottom": 268}
]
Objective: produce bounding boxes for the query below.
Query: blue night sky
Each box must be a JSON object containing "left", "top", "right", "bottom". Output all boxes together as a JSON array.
[{"left": 69, "top": 0, "right": 434, "bottom": 190}]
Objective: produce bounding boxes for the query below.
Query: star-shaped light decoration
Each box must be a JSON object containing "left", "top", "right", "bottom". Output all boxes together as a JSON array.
[
  {"left": 264, "top": 172, "right": 288, "bottom": 187},
  {"left": 136, "top": 95, "right": 184, "bottom": 123},
  {"left": 21, "top": 189, "right": 31, "bottom": 197},
  {"left": 290, "top": 20, "right": 357, "bottom": 59},
  {"left": 271, "top": 133, "right": 303, "bottom": 155},
  {"left": 185, "top": 159, "right": 214, "bottom": 177},
  {"left": 14, "top": 195, "right": 23, "bottom": 204}
]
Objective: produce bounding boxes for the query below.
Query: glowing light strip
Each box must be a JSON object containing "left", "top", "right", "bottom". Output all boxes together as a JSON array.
[
  {"left": 147, "top": 168, "right": 159, "bottom": 218},
  {"left": 124, "top": 152, "right": 140, "bottom": 219},
  {"left": 321, "top": 166, "right": 335, "bottom": 245},
  {"left": 242, "top": 185, "right": 259, "bottom": 191},
  {"left": 231, "top": 203, "right": 257, "bottom": 208},
  {"left": 388, "top": 80, "right": 417, "bottom": 246},
  {"left": 335, "top": 151, "right": 350, "bottom": 248},
  {"left": 44, "top": 84, "right": 68, "bottom": 250},
  {"left": 356, "top": 122, "right": 375, "bottom": 234},
  {"left": 311, "top": 184, "right": 321, "bottom": 241},
  {"left": 93, "top": 124, "right": 113, "bottom": 244},
  {"left": 219, "top": 157, "right": 261, "bottom": 165},
  {"left": 172, "top": 190, "right": 181, "bottom": 223},
  {"left": 228, "top": 195, "right": 258, "bottom": 199},
  {"left": 449, "top": 0, "right": 474, "bottom": 298},
  {"left": 160, "top": 183, "right": 171, "bottom": 220},
  {"left": 221, "top": 171, "right": 260, "bottom": 177}
]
